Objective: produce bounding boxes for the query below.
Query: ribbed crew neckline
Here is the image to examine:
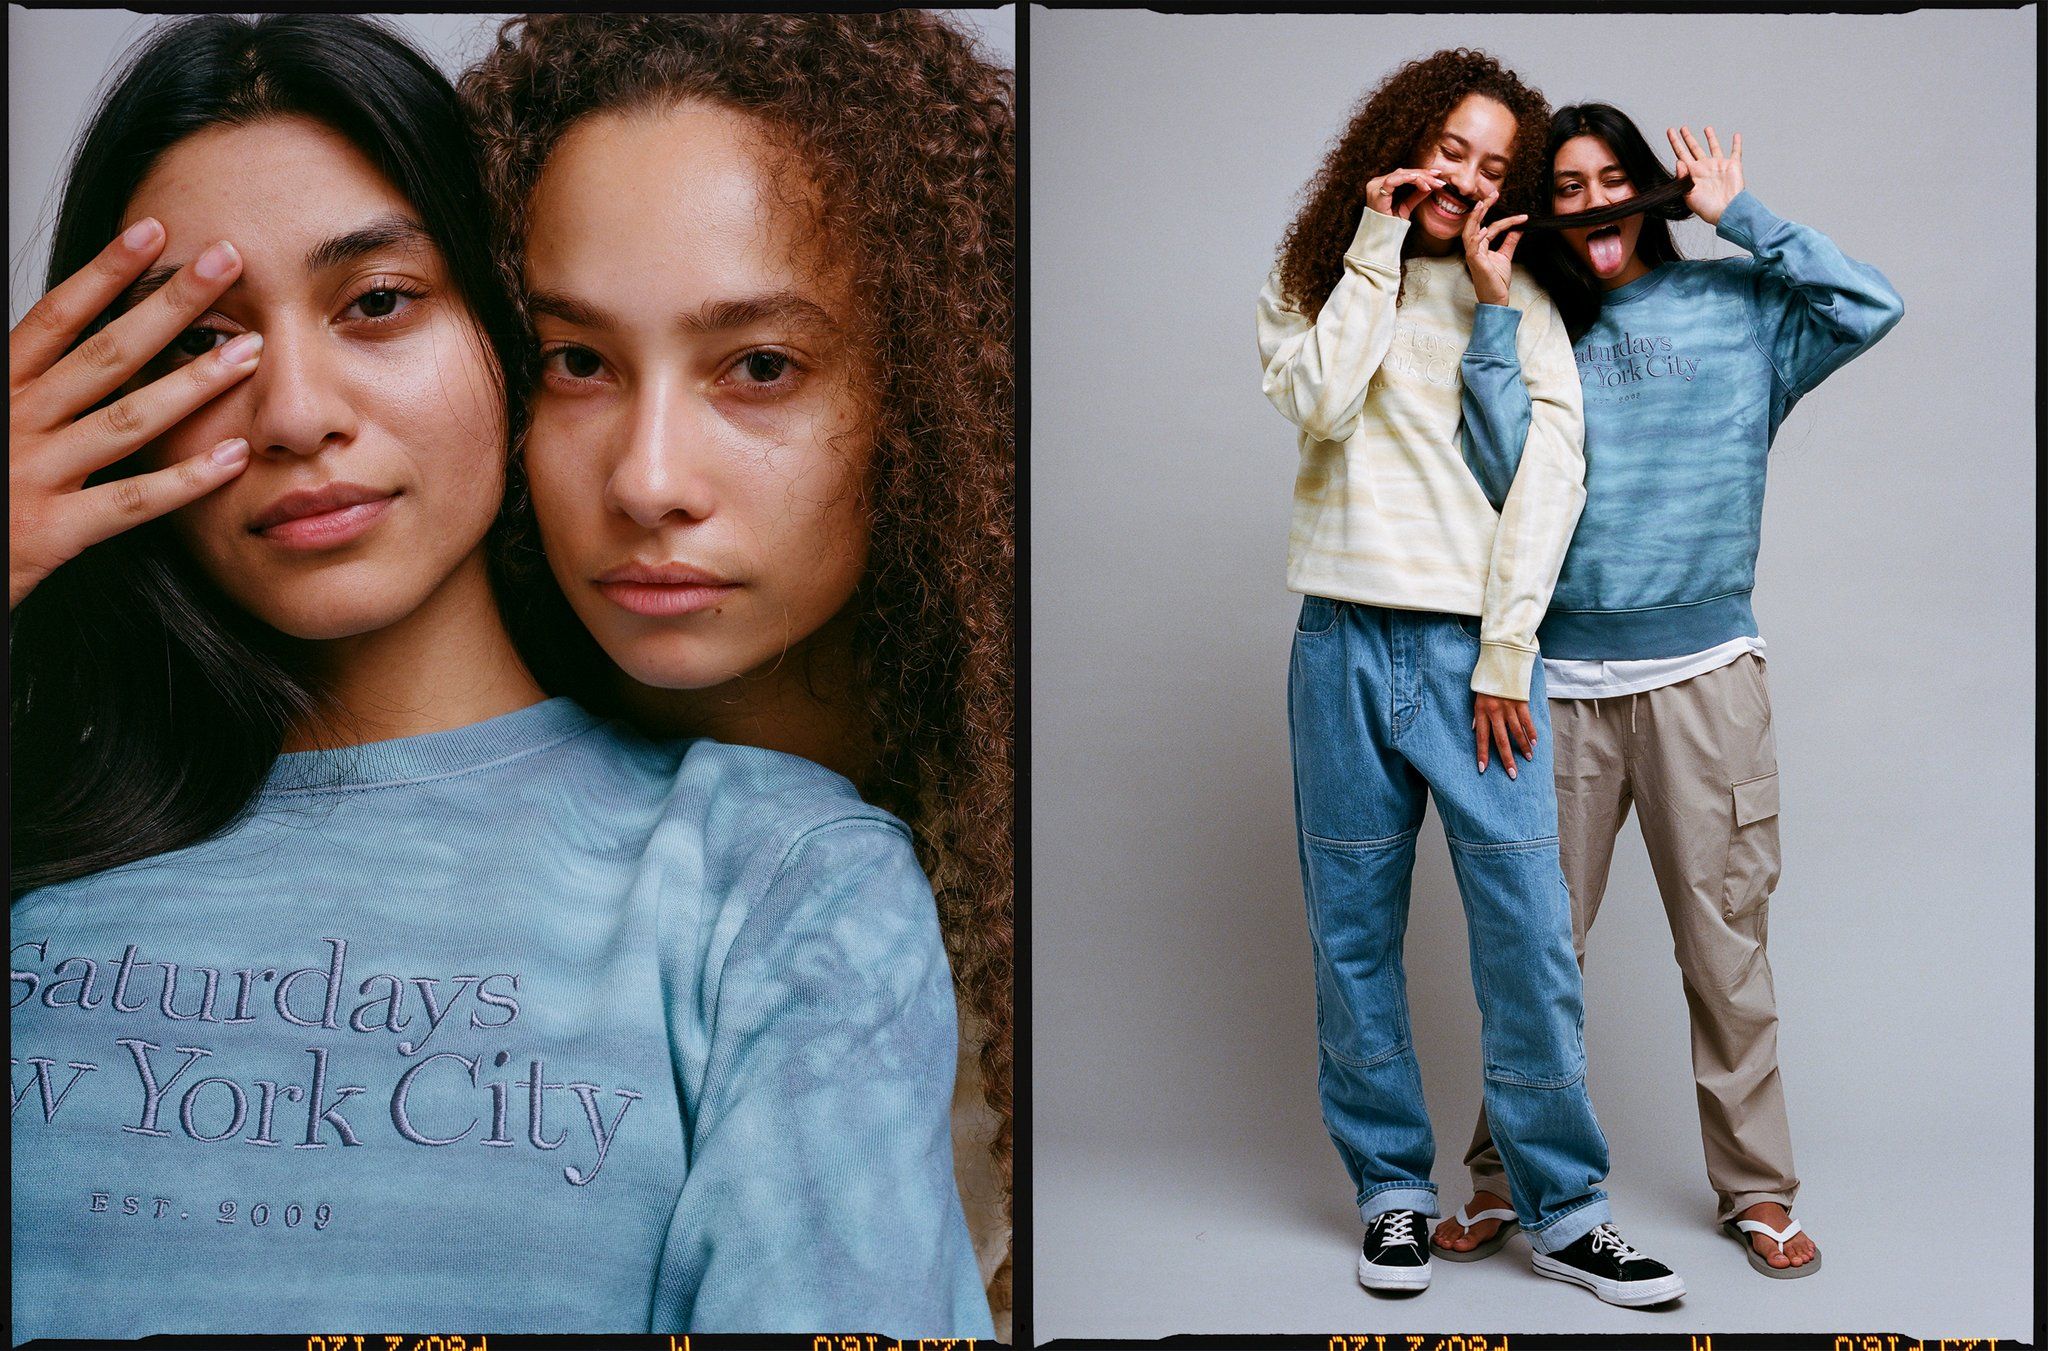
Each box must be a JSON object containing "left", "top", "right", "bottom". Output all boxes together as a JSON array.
[
  {"left": 1601, "top": 264, "right": 1674, "bottom": 307},
  {"left": 260, "top": 697, "right": 600, "bottom": 798}
]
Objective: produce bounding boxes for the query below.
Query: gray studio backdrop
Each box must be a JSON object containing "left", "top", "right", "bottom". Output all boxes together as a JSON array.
[
  {"left": 1032, "top": 7, "right": 2033, "bottom": 1341},
  {"left": 6, "top": 6, "right": 1015, "bottom": 325}
]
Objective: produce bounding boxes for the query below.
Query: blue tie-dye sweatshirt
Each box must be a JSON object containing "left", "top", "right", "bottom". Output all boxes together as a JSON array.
[
  {"left": 1459, "top": 191, "right": 1904, "bottom": 658},
  {"left": 9, "top": 698, "right": 993, "bottom": 1343}
]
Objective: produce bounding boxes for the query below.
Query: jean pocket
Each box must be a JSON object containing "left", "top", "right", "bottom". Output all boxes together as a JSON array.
[
  {"left": 1455, "top": 615, "right": 1483, "bottom": 643},
  {"left": 1296, "top": 594, "right": 1339, "bottom": 636},
  {"left": 1721, "top": 771, "right": 1782, "bottom": 919}
]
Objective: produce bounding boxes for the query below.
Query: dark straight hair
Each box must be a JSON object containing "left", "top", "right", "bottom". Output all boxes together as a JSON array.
[
  {"left": 10, "top": 14, "right": 526, "bottom": 896},
  {"left": 1518, "top": 102, "right": 1691, "bottom": 340}
]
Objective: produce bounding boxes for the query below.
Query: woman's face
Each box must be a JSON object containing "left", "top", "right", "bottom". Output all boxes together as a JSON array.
[
  {"left": 123, "top": 116, "right": 505, "bottom": 641},
  {"left": 1551, "top": 133, "right": 1646, "bottom": 285},
  {"left": 521, "top": 101, "right": 872, "bottom": 692},
  {"left": 1408, "top": 93, "right": 1517, "bottom": 243}
]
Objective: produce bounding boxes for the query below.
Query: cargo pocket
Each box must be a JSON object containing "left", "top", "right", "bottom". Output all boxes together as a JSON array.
[{"left": 1721, "top": 771, "right": 1782, "bottom": 919}]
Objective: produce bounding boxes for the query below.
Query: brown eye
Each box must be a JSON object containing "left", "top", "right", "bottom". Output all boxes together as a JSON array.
[
  {"left": 171, "top": 327, "right": 223, "bottom": 358},
  {"left": 344, "top": 288, "right": 416, "bottom": 322},
  {"left": 544, "top": 346, "right": 602, "bottom": 379},
  {"left": 741, "top": 351, "right": 789, "bottom": 383}
]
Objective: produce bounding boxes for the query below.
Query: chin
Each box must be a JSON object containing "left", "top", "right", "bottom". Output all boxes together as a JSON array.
[
  {"left": 245, "top": 594, "right": 422, "bottom": 643},
  {"left": 607, "top": 633, "right": 763, "bottom": 693}
]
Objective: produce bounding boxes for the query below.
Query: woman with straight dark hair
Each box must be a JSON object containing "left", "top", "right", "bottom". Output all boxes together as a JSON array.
[
  {"left": 9, "top": 13, "right": 985, "bottom": 1340},
  {"left": 1435, "top": 102, "right": 1903, "bottom": 1279}
]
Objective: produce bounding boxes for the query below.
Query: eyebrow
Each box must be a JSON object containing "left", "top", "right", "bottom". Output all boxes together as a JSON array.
[
  {"left": 117, "top": 213, "right": 434, "bottom": 312},
  {"left": 1442, "top": 132, "right": 1510, "bottom": 169},
  {"left": 526, "top": 287, "right": 838, "bottom": 337}
]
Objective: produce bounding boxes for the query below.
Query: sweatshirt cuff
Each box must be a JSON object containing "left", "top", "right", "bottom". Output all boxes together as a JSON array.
[
  {"left": 1471, "top": 641, "right": 1536, "bottom": 701},
  {"left": 1464, "top": 303, "right": 1523, "bottom": 360},
  {"left": 1345, "top": 206, "right": 1411, "bottom": 271},
  {"left": 1714, "top": 191, "right": 1782, "bottom": 252}
]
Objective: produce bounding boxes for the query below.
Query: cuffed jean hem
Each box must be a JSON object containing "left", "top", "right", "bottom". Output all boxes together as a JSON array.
[
  {"left": 1523, "top": 1192, "right": 1610, "bottom": 1254},
  {"left": 1716, "top": 1188, "right": 1801, "bottom": 1227},
  {"left": 1358, "top": 1184, "right": 1439, "bottom": 1224}
]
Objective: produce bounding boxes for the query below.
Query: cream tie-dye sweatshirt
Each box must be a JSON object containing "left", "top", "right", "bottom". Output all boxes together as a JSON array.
[{"left": 1257, "top": 205, "right": 1585, "bottom": 700}]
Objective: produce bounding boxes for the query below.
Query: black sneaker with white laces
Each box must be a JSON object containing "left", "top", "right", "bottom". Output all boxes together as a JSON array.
[
  {"left": 1357, "top": 1209, "right": 1432, "bottom": 1291},
  {"left": 1532, "top": 1222, "right": 1685, "bottom": 1306}
]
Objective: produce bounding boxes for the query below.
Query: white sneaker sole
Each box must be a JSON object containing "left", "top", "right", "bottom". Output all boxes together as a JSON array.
[
  {"left": 1531, "top": 1252, "right": 1685, "bottom": 1307},
  {"left": 1357, "top": 1253, "right": 1432, "bottom": 1291}
]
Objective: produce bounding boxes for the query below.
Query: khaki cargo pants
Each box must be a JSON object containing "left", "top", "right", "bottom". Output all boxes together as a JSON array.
[{"left": 1463, "top": 651, "right": 1798, "bottom": 1223}]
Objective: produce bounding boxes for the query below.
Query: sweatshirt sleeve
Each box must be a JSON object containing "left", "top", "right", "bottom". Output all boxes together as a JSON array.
[
  {"left": 1256, "top": 205, "right": 1409, "bottom": 442},
  {"left": 1717, "top": 191, "right": 1904, "bottom": 406},
  {"left": 654, "top": 818, "right": 992, "bottom": 1338},
  {"left": 1473, "top": 287, "right": 1586, "bottom": 700},
  {"left": 1458, "top": 302, "right": 1532, "bottom": 510}
]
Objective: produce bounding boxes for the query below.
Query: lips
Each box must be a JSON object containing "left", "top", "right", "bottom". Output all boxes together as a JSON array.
[
  {"left": 249, "top": 483, "right": 399, "bottom": 549},
  {"left": 594, "top": 560, "right": 741, "bottom": 618},
  {"left": 1429, "top": 190, "right": 1472, "bottom": 219}
]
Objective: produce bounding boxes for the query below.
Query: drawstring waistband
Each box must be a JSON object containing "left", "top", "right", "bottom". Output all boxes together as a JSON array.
[{"left": 1589, "top": 692, "right": 1641, "bottom": 731}]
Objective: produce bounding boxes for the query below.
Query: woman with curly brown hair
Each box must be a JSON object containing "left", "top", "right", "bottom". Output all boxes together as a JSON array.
[
  {"left": 458, "top": 11, "right": 1011, "bottom": 1335},
  {"left": 1258, "top": 48, "right": 1681, "bottom": 1306}
]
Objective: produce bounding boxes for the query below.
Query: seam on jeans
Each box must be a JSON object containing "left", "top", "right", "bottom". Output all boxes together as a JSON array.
[
  {"left": 1361, "top": 1179, "right": 1438, "bottom": 1202},
  {"left": 1320, "top": 1036, "right": 1407, "bottom": 1070},
  {"left": 1301, "top": 823, "right": 1423, "bottom": 850},
  {"left": 1483, "top": 1062, "right": 1587, "bottom": 1091},
  {"left": 1443, "top": 831, "right": 1559, "bottom": 854},
  {"left": 1524, "top": 1190, "right": 1608, "bottom": 1234}
]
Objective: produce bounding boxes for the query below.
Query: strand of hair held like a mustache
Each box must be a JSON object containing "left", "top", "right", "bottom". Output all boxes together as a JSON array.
[{"left": 1514, "top": 176, "right": 1695, "bottom": 233}]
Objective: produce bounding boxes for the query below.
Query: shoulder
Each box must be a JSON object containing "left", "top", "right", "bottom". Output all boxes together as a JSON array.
[
  {"left": 1673, "top": 255, "right": 1763, "bottom": 294},
  {"left": 672, "top": 738, "right": 907, "bottom": 852},
  {"left": 654, "top": 738, "right": 918, "bottom": 909}
]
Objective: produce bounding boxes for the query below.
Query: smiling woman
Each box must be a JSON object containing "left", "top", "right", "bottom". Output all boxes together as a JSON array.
[{"left": 10, "top": 11, "right": 990, "bottom": 1342}]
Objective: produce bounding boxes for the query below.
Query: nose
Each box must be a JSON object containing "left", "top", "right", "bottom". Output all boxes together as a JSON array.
[
  {"left": 242, "top": 326, "right": 358, "bottom": 458},
  {"left": 604, "top": 377, "right": 717, "bottom": 528}
]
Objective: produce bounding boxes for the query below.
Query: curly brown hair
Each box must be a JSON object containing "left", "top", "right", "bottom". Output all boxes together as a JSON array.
[
  {"left": 459, "top": 10, "right": 1014, "bottom": 1306},
  {"left": 1276, "top": 48, "right": 1552, "bottom": 316}
]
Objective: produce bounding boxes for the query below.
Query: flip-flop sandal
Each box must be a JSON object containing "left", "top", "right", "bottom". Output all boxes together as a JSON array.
[
  {"left": 1431, "top": 1203, "right": 1521, "bottom": 1262},
  {"left": 1723, "top": 1216, "right": 1822, "bottom": 1279}
]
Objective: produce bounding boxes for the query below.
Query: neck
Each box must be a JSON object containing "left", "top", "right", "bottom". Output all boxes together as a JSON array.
[
  {"left": 611, "top": 608, "right": 875, "bottom": 787},
  {"left": 282, "top": 549, "right": 545, "bottom": 752}
]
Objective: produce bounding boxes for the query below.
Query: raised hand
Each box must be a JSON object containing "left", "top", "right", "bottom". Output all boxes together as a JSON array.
[
  {"left": 1365, "top": 167, "right": 1448, "bottom": 221},
  {"left": 1459, "top": 190, "right": 1527, "bottom": 307},
  {"left": 9, "top": 219, "right": 262, "bottom": 609},
  {"left": 1668, "top": 124, "right": 1745, "bottom": 227}
]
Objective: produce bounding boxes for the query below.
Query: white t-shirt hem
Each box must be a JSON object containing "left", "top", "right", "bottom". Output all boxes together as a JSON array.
[{"left": 1542, "top": 634, "right": 1767, "bottom": 700}]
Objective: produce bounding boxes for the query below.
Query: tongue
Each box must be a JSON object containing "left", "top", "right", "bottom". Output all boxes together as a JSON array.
[{"left": 1588, "top": 231, "right": 1627, "bottom": 274}]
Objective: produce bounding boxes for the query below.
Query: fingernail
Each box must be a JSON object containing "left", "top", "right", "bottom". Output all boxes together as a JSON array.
[
  {"left": 123, "top": 218, "right": 162, "bottom": 251},
  {"left": 219, "top": 332, "right": 263, "bottom": 365},
  {"left": 210, "top": 438, "right": 250, "bottom": 466},
  {"left": 195, "top": 241, "right": 239, "bottom": 281}
]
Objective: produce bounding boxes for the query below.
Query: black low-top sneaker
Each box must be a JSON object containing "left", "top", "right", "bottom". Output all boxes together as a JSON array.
[
  {"left": 1531, "top": 1222, "right": 1685, "bottom": 1307},
  {"left": 1357, "top": 1209, "right": 1432, "bottom": 1291}
]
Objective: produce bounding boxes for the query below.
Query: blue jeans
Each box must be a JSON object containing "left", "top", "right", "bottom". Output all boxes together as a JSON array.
[{"left": 1288, "top": 597, "right": 1611, "bottom": 1254}]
